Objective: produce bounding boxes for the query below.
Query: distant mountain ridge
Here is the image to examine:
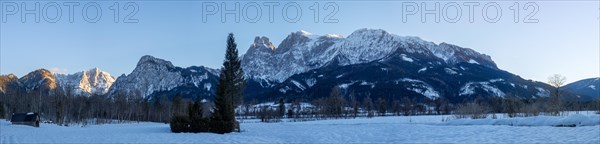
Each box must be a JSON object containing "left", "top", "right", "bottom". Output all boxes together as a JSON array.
[
  {"left": 0, "top": 68, "right": 115, "bottom": 96},
  {"left": 564, "top": 78, "right": 600, "bottom": 99}
]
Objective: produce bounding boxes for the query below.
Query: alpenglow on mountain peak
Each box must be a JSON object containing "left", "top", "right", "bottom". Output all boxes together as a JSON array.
[
  {"left": 241, "top": 28, "right": 497, "bottom": 83},
  {"left": 54, "top": 67, "right": 116, "bottom": 96}
]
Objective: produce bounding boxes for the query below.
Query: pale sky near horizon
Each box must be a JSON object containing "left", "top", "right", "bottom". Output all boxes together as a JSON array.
[{"left": 1, "top": 1, "right": 598, "bottom": 84}]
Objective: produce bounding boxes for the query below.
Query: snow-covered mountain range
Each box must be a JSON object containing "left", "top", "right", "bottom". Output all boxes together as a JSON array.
[
  {"left": 241, "top": 29, "right": 556, "bottom": 102},
  {"left": 0, "top": 28, "right": 596, "bottom": 102},
  {"left": 242, "top": 29, "right": 496, "bottom": 83},
  {"left": 0, "top": 68, "right": 115, "bottom": 96}
]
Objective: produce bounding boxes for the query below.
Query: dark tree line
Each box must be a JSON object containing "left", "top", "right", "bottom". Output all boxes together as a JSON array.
[{"left": 0, "top": 86, "right": 195, "bottom": 126}]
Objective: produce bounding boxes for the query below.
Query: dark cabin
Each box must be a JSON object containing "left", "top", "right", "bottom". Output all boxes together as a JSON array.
[{"left": 11, "top": 113, "right": 40, "bottom": 127}]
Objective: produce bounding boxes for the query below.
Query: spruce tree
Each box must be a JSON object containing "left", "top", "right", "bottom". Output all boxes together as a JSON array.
[
  {"left": 211, "top": 33, "right": 245, "bottom": 134},
  {"left": 278, "top": 98, "right": 285, "bottom": 118}
]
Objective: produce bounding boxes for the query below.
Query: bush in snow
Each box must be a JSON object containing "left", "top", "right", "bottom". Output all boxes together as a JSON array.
[
  {"left": 170, "top": 115, "right": 190, "bottom": 133},
  {"left": 454, "top": 102, "right": 488, "bottom": 119}
]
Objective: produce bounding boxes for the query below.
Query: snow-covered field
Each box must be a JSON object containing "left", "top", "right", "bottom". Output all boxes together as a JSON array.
[{"left": 2, "top": 114, "right": 599, "bottom": 144}]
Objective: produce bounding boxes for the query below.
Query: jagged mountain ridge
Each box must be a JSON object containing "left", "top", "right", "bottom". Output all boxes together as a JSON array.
[
  {"left": 54, "top": 68, "right": 116, "bottom": 96},
  {"left": 242, "top": 29, "right": 496, "bottom": 84},
  {"left": 0, "top": 68, "right": 117, "bottom": 96},
  {"left": 3, "top": 29, "right": 588, "bottom": 103},
  {"left": 240, "top": 29, "right": 564, "bottom": 102},
  {"left": 107, "top": 55, "right": 219, "bottom": 100}
]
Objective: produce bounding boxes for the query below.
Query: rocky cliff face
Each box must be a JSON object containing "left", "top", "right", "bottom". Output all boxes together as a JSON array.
[
  {"left": 54, "top": 68, "right": 116, "bottom": 96},
  {"left": 108, "top": 55, "right": 219, "bottom": 100}
]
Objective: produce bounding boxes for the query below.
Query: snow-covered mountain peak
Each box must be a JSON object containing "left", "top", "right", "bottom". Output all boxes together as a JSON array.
[
  {"left": 137, "top": 55, "right": 175, "bottom": 68},
  {"left": 108, "top": 55, "right": 219, "bottom": 99},
  {"left": 90, "top": 67, "right": 100, "bottom": 73},
  {"left": 252, "top": 36, "right": 276, "bottom": 51},
  {"left": 346, "top": 28, "right": 430, "bottom": 47},
  {"left": 54, "top": 68, "right": 116, "bottom": 96},
  {"left": 297, "top": 30, "right": 312, "bottom": 36},
  {"left": 348, "top": 28, "right": 388, "bottom": 38}
]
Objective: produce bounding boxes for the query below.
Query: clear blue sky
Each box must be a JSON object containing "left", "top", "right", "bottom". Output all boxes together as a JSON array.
[{"left": 1, "top": 1, "right": 598, "bottom": 83}]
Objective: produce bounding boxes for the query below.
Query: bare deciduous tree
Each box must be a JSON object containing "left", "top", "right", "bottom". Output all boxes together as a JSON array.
[{"left": 548, "top": 74, "right": 566, "bottom": 116}]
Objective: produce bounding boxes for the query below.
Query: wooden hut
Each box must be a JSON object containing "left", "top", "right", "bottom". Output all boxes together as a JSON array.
[{"left": 11, "top": 112, "right": 40, "bottom": 127}]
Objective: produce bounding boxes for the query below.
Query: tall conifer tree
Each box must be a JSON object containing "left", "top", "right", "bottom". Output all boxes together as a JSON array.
[{"left": 211, "top": 33, "right": 245, "bottom": 134}]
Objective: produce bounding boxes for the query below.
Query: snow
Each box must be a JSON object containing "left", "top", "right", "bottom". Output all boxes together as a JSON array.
[
  {"left": 237, "top": 102, "right": 315, "bottom": 113},
  {"left": 324, "top": 34, "right": 344, "bottom": 38},
  {"left": 468, "top": 59, "right": 480, "bottom": 64},
  {"left": 298, "top": 30, "right": 312, "bottom": 36},
  {"left": 417, "top": 67, "right": 427, "bottom": 73},
  {"left": 589, "top": 85, "right": 596, "bottom": 90},
  {"left": 204, "top": 83, "right": 212, "bottom": 91},
  {"left": 445, "top": 114, "right": 600, "bottom": 127},
  {"left": 396, "top": 78, "right": 440, "bottom": 99},
  {"left": 2, "top": 113, "right": 599, "bottom": 143},
  {"left": 339, "top": 82, "right": 356, "bottom": 90},
  {"left": 400, "top": 54, "right": 414, "bottom": 62},
  {"left": 305, "top": 78, "right": 317, "bottom": 87},
  {"left": 291, "top": 80, "right": 306, "bottom": 90},
  {"left": 360, "top": 81, "right": 376, "bottom": 88},
  {"left": 444, "top": 68, "right": 458, "bottom": 75},
  {"left": 279, "top": 86, "right": 290, "bottom": 93},
  {"left": 536, "top": 87, "right": 550, "bottom": 97},
  {"left": 460, "top": 82, "right": 506, "bottom": 98}
]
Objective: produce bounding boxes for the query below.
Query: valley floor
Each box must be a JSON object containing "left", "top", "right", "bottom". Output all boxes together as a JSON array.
[{"left": 1, "top": 114, "right": 599, "bottom": 144}]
